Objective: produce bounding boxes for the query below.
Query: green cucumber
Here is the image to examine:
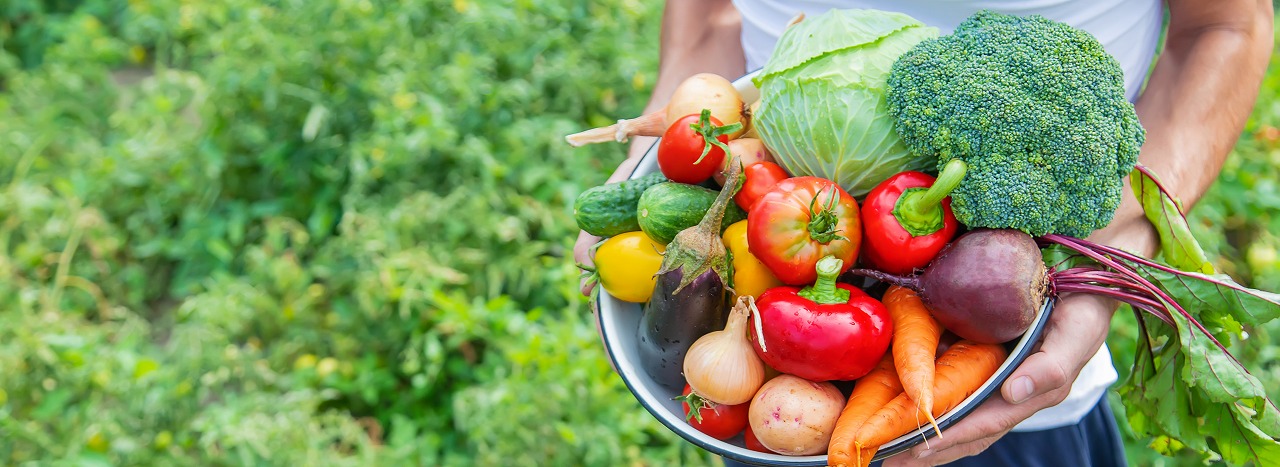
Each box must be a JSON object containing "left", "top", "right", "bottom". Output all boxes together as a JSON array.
[
  {"left": 574, "top": 172, "right": 668, "bottom": 237},
  {"left": 638, "top": 182, "right": 747, "bottom": 245}
]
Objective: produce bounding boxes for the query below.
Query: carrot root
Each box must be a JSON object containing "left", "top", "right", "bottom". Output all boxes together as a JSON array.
[
  {"left": 884, "top": 286, "right": 946, "bottom": 439},
  {"left": 852, "top": 341, "right": 1007, "bottom": 448},
  {"left": 826, "top": 353, "right": 902, "bottom": 467}
]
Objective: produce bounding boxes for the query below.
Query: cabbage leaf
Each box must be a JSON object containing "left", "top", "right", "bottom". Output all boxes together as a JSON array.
[{"left": 753, "top": 9, "right": 938, "bottom": 197}]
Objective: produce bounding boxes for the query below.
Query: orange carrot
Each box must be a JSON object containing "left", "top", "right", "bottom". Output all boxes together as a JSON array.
[
  {"left": 827, "top": 352, "right": 903, "bottom": 467},
  {"left": 883, "top": 285, "right": 946, "bottom": 437},
  {"left": 853, "top": 340, "right": 1008, "bottom": 450}
]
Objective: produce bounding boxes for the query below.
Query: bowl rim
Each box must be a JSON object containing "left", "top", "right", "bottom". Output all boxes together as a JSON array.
[{"left": 592, "top": 69, "right": 1056, "bottom": 466}]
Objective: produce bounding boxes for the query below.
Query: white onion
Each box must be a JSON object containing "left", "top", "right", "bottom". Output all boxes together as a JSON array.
[{"left": 682, "top": 296, "right": 766, "bottom": 405}]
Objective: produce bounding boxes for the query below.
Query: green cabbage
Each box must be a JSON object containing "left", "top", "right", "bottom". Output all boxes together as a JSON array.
[{"left": 753, "top": 9, "right": 939, "bottom": 197}]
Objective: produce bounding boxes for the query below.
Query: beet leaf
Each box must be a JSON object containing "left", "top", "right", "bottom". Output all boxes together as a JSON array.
[
  {"left": 1130, "top": 164, "right": 1214, "bottom": 273},
  {"left": 1032, "top": 165, "right": 1280, "bottom": 464}
]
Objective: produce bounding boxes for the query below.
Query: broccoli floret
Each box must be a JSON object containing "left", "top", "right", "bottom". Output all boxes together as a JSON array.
[{"left": 886, "top": 10, "right": 1144, "bottom": 238}]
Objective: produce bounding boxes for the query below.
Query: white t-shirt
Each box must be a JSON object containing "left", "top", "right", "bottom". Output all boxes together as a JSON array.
[{"left": 731, "top": 0, "right": 1164, "bottom": 431}]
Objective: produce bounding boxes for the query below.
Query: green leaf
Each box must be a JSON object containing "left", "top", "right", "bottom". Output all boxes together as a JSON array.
[
  {"left": 755, "top": 9, "right": 932, "bottom": 81},
  {"left": 1117, "top": 293, "right": 1280, "bottom": 464},
  {"left": 1122, "top": 332, "right": 1210, "bottom": 455},
  {"left": 1132, "top": 263, "right": 1280, "bottom": 332},
  {"left": 1041, "top": 244, "right": 1094, "bottom": 271},
  {"left": 1165, "top": 298, "right": 1264, "bottom": 404},
  {"left": 1131, "top": 166, "right": 1215, "bottom": 274},
  {"left": 1200, "top": 397, "right": 1280, "bottom": 465}
]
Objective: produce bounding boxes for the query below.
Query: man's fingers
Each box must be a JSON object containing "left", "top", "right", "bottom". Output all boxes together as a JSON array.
[
  {"left": 574, "top": 230, "right": 600, "bottom": 296},
  {"left": 1001, "top": 292, "right": 1114, "bottom": 404}
]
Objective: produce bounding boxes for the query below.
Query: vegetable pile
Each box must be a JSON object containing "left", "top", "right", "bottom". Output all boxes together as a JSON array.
[{"left": 568, "top": 8, "right": 1280, "bottom": 466}]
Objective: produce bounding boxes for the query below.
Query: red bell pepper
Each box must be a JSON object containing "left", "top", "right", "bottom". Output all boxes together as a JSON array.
[
  {"left": 861, "top": 159, "right": 966, "bottom": 275},
  {"left": 747, "top": 256, "right": 892, "bottom": 382}
]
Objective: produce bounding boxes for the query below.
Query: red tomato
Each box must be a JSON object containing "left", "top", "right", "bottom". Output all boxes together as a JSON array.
[
  {"left": 680, "top": 384, "right": 749, "bottom": 440},
  {"left": 734, "top": 161, "right": 789, "bottom": 211},
  {"left": 743, "top": 424, "right": 776, "bottom": 453},
  {"left": 747, "top": 177, "right": 861, "bottom": 285},
  {"left": 658, "top": 111, "right": 734, "bottom": 184}
]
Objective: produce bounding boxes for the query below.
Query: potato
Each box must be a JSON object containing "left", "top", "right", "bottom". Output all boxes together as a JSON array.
[{"left": 747, "top": 374, "right": 846, "bottom": 456}]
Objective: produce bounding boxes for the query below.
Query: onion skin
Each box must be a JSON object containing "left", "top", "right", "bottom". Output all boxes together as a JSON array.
[
  {"left": 742, "top": 100, "right": 762, "bottom": 139},
  {"left": 683, "top": 297, "right": 766, "bottom": 405},
  {"left": 665, "top": 73, "right": 746, "bottom": 140}
]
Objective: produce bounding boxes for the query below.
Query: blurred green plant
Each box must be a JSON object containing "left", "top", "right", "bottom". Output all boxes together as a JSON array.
[
  {"left": 1, "top": 0, "right": 716, "bottom": 465},
  {"left": 1, "top": 1, "right": 1278, "bottom": 466}
]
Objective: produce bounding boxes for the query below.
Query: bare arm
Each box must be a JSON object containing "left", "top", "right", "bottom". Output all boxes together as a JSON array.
[
  {"left": 623, "top": 0, "right": 747, "bottom": 162},
  {"left": 1091, "top": 0, "right": 1275, "bottom": 256},
  {"left": 575, "top": 0, "right": 746, "bottom": 293},
  {"left": 899, "top": 2, "right": 1274, "bottom": 465}
]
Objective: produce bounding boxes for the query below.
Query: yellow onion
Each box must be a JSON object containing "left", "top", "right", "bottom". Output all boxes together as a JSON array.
[{"left": 682, "top": 296, "right": 767, "bottom": 405}]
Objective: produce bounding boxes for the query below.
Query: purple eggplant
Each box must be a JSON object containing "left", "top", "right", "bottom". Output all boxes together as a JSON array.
[
  {"left": 636, "top": 267, "right": 729, "bottom": 389},
  {"left": 633, "top": 160, "right": 743, "bottom": 390}
]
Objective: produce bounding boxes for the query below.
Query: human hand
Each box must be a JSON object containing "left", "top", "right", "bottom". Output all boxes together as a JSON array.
[
  {"left": 883, "top": 292, "right": 1117, "bottom": 466},
  {"left": 575, "top": 229, "right": 602, "bottom": 296}
]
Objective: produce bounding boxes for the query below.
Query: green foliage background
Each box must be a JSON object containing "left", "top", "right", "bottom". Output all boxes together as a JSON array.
[{"left": 0, "top": 1, "right": 1278, "bottom": 466}]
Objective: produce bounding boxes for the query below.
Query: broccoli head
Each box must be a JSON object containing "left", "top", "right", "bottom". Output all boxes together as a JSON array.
[{"left": 885, "top": 10, "right": 1144, "bottom": 238}]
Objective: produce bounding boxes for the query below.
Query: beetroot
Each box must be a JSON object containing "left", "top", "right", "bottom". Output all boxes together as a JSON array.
[
  {"left": 850, "top": 229, "right": 1045, "bottom": 343},
  {"left": 916, "top": 229, "right": 1044, "bottom": 343},
  {"left": 850, "top": 228, "right": 1238, "bottom": 347}
]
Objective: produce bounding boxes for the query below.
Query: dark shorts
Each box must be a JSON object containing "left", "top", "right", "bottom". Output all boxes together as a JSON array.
[{"left": 722, "top": 396, "right": 1127, "bottom": 467}]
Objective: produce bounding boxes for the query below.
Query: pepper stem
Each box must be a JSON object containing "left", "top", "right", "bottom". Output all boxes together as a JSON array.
[
  {"left": 894, "top": 159, "right": 966, "bottom": 237},
  {"left": 798, "top": 256, "right": 850, "bottom": 304}
]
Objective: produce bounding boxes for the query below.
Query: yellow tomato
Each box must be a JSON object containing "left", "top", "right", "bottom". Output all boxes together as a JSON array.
[
  {"left": 722, "top": 220, "right": 783, "bottom": 299},
  {"left": 596, "top": 231, "right": 666, "bottom": 303}
]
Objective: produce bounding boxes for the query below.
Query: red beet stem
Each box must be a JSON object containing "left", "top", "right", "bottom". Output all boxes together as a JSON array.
[
  {"left": 1040, "top": 234, "right": 1239, "bottom": 365},
  {"left": 1053, "top": 283, "right": 1174, "bottom": 327},
  {"left": 1052, "top": 266, "right": 1174, "bottom": 325},
  {"left": 846, "top": 268, "right": 921, "bottom": 290}
]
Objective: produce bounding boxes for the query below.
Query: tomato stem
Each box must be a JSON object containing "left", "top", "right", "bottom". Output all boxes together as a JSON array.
[
  {"left": 894, "top": 159, "right": 965, "bottom": 237},
  {"left": 691, "top": 109, "right": 742, "bottom": 165},
  {"left": 674, "top": 391, "right": 715, "bottom": 423},
  {"left": 807, "top": 187, "right": 847, "bottom": 244},
  {"left": 798, "top": 256, "right": 850, "bottom": 305}
]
